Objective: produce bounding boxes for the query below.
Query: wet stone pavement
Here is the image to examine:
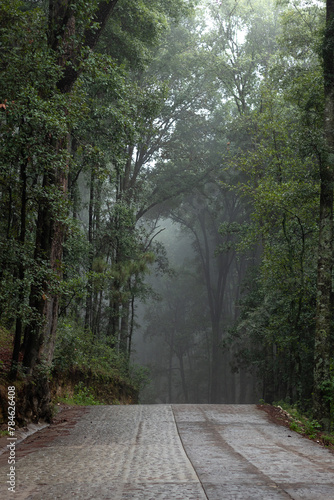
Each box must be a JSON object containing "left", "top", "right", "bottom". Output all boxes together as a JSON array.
[{"left": 0, "top": 404, "right": 333, "bottom": 499}]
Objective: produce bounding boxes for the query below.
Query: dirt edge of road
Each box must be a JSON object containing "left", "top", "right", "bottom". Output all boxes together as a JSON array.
[
  {"left": 0, "top": 404, "right": 89, "bottom": 463},
  {"left": 257, "top": 403, "right": 334, "bottom": 454}
]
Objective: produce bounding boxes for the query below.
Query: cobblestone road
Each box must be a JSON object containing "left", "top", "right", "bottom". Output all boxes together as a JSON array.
[{"left": 0, "top": 405, "right": 333, "bottom": 499}]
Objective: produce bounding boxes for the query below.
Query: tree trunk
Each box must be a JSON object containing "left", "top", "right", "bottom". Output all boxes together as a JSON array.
[
  {"left": 128, "top": 292, "right": 135, "bottom": 360},
  {"left": 23, "top": 150, "right": 69, "bottom": 372},
  {"left": 313, "top": 0, "right": 334, "bottom": 430},
  {"left": 120, "top": 299, "right": 130, "bottom": 355},
  {"left": 168, "top": 329, "right": 175, "bottom": 403},
  {"left": 11, "top": 159, "right": 27, "bottom": 378},
  {"left": 210, "top": 321, "right": 220, "bottom": 403},
  {"left": 178, "top": 352, "right": 189, "bottom": 403},
  {"left": 84, "top": 169, "right": 95, "bottom": 331}
]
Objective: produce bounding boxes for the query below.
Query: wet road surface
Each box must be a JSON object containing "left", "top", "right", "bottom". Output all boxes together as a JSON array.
[{"left": 0, "top": 404, "right": 333, "bottom": 499}]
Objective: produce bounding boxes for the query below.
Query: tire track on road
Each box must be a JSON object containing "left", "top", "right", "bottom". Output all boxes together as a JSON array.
[{"left": 173, "top": 404, "right": 334, "bottom": 500}]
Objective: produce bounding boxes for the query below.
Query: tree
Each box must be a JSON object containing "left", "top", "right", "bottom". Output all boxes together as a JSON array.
[
  {"left": 203, "top": 0, "right": 279, "bottom": 115},
  {"left": 313, "top": 0, "right": 334, "bottom": 429},
  {"left": 0, "top": 0, "right": 120, "bottom": 418},
  {"left": 224, "top": 0, "right": 334, "bottom": 421}
]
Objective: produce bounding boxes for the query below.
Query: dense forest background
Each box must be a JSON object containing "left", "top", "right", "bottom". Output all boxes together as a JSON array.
[{"left": 0, "top": 0, "right": 333, "bottom": 429}]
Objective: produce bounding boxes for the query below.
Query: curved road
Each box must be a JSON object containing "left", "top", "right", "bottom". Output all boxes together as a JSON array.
[{"left": 0, "top": 404, "right": 333, "bottom": 499}]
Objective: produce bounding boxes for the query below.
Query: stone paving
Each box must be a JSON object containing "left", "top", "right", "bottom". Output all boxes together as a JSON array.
[
  {"left": 173, "top": 404, "right": 334, "bottom": 499},
  {"left": 0, "top": 405, "right": 205, "bottom": 500},
  {"left": 0, "top": 404, "right": 333, "bottom": 499}
]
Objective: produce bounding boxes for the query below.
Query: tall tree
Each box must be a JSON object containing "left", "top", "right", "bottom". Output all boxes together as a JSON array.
[
  {"left": 3, "top": 0, "right": 120, "bottom": 418},
  {"left": 313, "top": 0, "right": 334, "bottom": 429}
]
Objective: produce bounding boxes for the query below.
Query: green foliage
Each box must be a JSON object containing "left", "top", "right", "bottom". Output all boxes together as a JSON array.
[
  {"left": 318, "top": 363, "right": 334, "bottom": 427},
  {"left": 203, "top": 0, "right": 280, "bottom": 113},
  {"left": 0, "top": 0, "right": 332, "bottom": 420},
  {"left": 129, "top": 364, "right": 151, "bottom": 392},
  {"left": 274, "top": 401, "right": 322, "bottom": 439},
  {"left": 0, "top": 0, "right": 193, "bottom": 383},
  {"left": 100, "top": 0, "right": 195, "bottom": 69},
  {"left": 53, "top": 318, "right": 150, "bottom": 394},
  {"left": 222, "top": 0, "right": 328, "bottom": 410},
  {"left": 59, "top": 382, "right": 102, "bottom": 406},
  {"left": 54, "top": 319, "right": 127, "bottom": 377}
]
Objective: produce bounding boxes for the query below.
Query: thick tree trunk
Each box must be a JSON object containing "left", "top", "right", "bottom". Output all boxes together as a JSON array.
[
  {"left": 313, "top": 0, "right": 334, "bottom": 430},
  {"left": 42, "top": 163, "right": 68, "bottom": 364},
  {"left": 20, "top": 164, "right": 66, "bottom": 421},
  {"left": 23, "top": 153, "right": 68, "bottom": 371}
]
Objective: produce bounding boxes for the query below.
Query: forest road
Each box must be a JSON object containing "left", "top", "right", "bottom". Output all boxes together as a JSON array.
[{"left": 0, "top": 404, "right": 333, "bottom": 500}]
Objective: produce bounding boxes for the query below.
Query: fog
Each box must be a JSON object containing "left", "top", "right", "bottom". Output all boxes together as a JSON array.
[{"left": 132, "top": 218, "right": 259, "bottom": 404}]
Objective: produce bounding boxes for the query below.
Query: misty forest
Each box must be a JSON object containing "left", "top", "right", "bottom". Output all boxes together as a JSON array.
[{"left": 0, "top": 0, "right": 334, "bottom": 431}]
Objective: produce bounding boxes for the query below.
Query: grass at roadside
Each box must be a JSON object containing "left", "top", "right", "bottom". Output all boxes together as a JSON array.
[
  {"left": 54, "top": 381, "right": 122, "bottom": 406},
  {"left": 272, "top": 401, "right": 334, "bottom": 451}
]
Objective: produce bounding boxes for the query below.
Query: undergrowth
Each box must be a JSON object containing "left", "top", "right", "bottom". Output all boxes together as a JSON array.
[
  {"left": 53, "top": 318, "right": 150, "bottom": 393},
  {"left": 56, "top": 382, "right": 102, "bottom": 406},
  {"left": 274, "top": 401, "right": 334, "bottom": 449}
]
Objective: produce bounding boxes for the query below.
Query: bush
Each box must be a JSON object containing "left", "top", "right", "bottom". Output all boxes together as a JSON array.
[
  {"left": 53, "top": 318, "right": 150, "bottom": 394},
  {"left": 274, "top": 401, "right": 322, "bottom": 439},
  {"left": 53, "top": 318, "right": 129, "bottom": 377}
]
